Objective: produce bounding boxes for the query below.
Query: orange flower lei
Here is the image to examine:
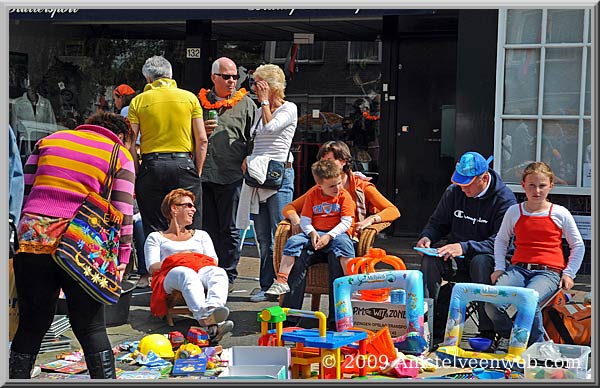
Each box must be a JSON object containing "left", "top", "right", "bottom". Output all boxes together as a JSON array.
[
  {"left": 198, "top": 88, "right": 247, "bottom": 109},
  {"left": 363, "top": 111, "right": 380, "bottom": 121}
]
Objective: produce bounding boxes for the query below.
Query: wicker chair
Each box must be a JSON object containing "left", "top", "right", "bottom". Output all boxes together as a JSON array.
[{"left": 273, "top": 219, "right": 391, "bottom": 311}]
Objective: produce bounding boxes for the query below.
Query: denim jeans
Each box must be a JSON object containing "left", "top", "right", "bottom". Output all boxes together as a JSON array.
[
  {"left": 484, "top": 265, "right": 560, "bottom": 344},
  {"left": 253, "top": 167, "right": 294, "bottom": 291},
  {"left": 132, "top": 216, "right": 148, "bottom": 276},
  {"left": 283, "top": 231, "right": 355, "bottom": 259}
]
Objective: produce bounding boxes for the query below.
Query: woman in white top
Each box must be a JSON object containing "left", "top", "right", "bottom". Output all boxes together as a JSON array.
[
  {"left": 243, "top": 64, "right": 297, "bottom": 302},
  {"left": 145, "top": 188, "right": 233, "bottom": 341}
]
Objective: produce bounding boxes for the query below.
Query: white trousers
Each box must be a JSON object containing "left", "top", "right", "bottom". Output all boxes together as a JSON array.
[{"left": 163, "top": 265, "right": 228, "bottom": 322}]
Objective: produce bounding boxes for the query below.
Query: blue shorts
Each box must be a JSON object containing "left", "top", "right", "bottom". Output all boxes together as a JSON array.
[{"left": 282, "top": 231, "right": 355, "bottom": 259}]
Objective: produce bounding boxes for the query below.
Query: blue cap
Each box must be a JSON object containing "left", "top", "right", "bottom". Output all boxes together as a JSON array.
[{"left": 451, "top": 152, "right": 493, "bottom": 186}]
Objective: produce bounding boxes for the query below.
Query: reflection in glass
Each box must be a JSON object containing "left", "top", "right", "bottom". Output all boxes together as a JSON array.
[
  {"left": 543, "top": 48, "right": 582, "bottom": 115},
  {"left": 541, "top": 120, "right": 578, "bottom": 186},
  {"left": 506, "top": 9, "right": 542, "bottom": 44},
  {"left": 546, "top": 9, "right": 584, "bottom": 43},
  {"left": 503, "top": 49, "right": 539, "bottom": 115},
  {"left": 582, "top": 120, "right": 591, "bottom": 187},
  {"left": 501, "top": 120, "right": 537, "bottom": 184}
]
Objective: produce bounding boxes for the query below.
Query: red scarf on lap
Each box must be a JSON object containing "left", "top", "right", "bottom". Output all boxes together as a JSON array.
[{"left": 150, "top": 252, "right": 217, "bottom": 317}]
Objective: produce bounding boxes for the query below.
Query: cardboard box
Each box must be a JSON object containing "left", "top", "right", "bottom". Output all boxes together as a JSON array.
[{"left": 351, "top": 296, "right": 433, "bottom": 349}]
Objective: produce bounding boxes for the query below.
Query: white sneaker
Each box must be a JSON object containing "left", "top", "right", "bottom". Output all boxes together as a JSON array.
[
  {"left": 265, "top": 281, "right": 290, "bottom": 296},
  {"left": 197, "top": 306, "right": 229, "bottom": 327},
  {"left": 249, "top": 290, "right": 267, "bottom": 302},
  {"left": 208, "top": 320, "right": 234, "bottom": 344}
]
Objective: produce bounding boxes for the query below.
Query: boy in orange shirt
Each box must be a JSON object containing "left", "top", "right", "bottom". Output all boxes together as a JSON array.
[{"left": 265, "top": 159, "right": 356, "bottom": 296}]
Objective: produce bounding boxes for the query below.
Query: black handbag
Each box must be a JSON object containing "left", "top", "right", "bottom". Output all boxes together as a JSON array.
[
  {"left": 244, "top": 159, "right": 286, "bottom": 190},
  {"left": 243, "top": 124, "right": 291, "bottom": 190}
]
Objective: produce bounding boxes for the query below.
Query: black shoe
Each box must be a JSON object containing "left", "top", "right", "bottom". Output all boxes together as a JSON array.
[{"left": 228, "top": 283, "right": 235, "bottom": 293}]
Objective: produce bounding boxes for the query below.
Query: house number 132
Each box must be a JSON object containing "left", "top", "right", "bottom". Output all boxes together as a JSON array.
[{"left": 186, "top": 48, "right": 201, "bottom": 58}]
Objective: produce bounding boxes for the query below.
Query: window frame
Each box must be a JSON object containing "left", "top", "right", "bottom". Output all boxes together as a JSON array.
[
  {"left": 493, "top": 8, "right": 593, "bottom": 195},
  {"left": 265, "top": 41, "right": 325, "bottom": 64},
  {"left": 347, "top": 41, "right": 383, "bottom": 64}
]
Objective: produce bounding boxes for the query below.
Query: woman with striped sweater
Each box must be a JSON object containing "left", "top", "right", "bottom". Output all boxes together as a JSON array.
[{"left": 10, "top": 112, "right": 135, "bottom": 379}]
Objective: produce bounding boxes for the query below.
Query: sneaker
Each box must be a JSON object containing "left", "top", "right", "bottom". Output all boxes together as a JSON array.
[
  {"left": 208, "top": 320, "right": 234, "bottom": 344},
  {"left": 228, "top": 283, "right": 235, "bottom": 293},
  {"left": 197, "top": 306, "right": 230, "bottom": 327},
  {"left": 265, "top": 281, "right": 290, "bottom": 296},
  {"left": 249, "top": 290, "right": 267, "bottom": 302}
]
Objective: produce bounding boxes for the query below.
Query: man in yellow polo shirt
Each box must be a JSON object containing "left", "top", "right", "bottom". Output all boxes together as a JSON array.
[{"left": 128, "top": 55, "right": 208, "bottom": 237}]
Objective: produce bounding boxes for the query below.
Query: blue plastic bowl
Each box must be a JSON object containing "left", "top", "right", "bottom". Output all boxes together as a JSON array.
[{"left": 469, "top": 337, "right": 492, "bottom": 352}]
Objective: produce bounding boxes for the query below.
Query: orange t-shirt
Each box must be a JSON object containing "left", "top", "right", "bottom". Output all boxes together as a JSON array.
[{"left": 301, "top": 185, "right": 355, "bottom": 235}]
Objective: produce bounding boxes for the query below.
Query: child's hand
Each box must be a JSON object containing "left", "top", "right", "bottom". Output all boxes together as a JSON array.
[
  {"left": 315, "top": 234, "right": 332, "bottom": 250},
  {"left": 560, "top": 274, "right": 574, "bottom": 290},
  {"left": 310, "top": 232, "right": 319, "bottom": 249},
  {"left": 490, "top": 270, "right": 504, "bottom": 284}
]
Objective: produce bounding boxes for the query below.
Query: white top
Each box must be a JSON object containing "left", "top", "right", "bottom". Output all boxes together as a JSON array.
[
  {"left": 250, "top": 101, "right": 297, "bottom": 163},
  {"left": 494, "top": 203, "right": 585, "bottom": 278},
  {"left": 144, "top": 229, "right": 218, "bottom": 271}
]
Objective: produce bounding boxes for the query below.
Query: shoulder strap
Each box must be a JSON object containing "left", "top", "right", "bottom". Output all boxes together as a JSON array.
[{"left": 101, "top": 144, "right": 121, "bottom": 201}]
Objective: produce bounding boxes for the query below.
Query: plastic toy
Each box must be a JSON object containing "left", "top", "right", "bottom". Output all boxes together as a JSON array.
[
  {"left": 332, "top": 269, "right": 425, "bottom": 340},
  {"left": 346, "top": 248, "right": 406, "bottom": 302},
  {"left": 175, "top": 343, "right": 203, "bottom": 359},
  {"left": 257, "top": 306, "right": 368, "bottom": 379},
  {"left": 436, "top": 283, "right": 538, "bottom": 368},
  {"left": 468, "top": 337, "right": 492, "bottom": 352},
  {"left": 168, "top": 331, "right": 185, "bottom": 349},
  {"left": 137, "top": 334, "right": 175, "bottom": 359},
  {"left": 186, "top": 326, "right": 210, "bottom": 347}
]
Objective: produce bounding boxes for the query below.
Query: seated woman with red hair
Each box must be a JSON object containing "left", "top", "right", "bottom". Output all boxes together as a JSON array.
[{"left": 145, "top": 188, "right": 233, "bottom": 344}]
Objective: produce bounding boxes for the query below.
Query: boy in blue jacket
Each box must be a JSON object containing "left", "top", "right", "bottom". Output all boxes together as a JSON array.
[{"left": 416, "top": 151, "right": 517, "bottom": 347}]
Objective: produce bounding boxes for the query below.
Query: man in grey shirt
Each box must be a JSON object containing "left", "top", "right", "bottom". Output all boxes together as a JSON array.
[{"left": 199, "top": 57, "right": 256, "bottom": 290}]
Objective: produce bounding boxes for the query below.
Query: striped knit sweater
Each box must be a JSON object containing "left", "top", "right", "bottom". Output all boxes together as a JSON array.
[{"left": 22, "top": 124, "right": 136, "bottom": 264}]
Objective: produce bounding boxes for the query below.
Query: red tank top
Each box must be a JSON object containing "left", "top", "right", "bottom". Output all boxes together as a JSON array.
[{"left": 512, "top": 203, "right": 565, "bottom": 269}]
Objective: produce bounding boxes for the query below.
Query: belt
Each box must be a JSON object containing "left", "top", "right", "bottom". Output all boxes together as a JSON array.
[
  {"left": 515, "top": 262, "right": 562, "bottom": 275},
  {"left": 141, "top": 152, "right": 192, "bottom": 161}
]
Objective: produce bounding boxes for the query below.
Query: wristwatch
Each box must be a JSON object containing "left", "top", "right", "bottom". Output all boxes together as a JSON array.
[{"left": 260, "top": 100, "right": 270, "bottom": 106}]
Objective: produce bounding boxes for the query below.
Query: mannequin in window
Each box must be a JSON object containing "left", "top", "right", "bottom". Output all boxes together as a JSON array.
[{"left": 10, "top": 82, "right": 57, "bottom": 134}]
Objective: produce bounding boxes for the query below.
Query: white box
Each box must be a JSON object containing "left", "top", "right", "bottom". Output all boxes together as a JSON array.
[
  {"left": 351, "top": 296, "right": 433, "bottom": 349},
  {"left": 219, "top": 365, "right": 287, "bottom": 379}
]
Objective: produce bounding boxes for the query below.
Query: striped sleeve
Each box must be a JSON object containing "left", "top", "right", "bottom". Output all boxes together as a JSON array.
[{"left": 112, "top": 147, "right": 136, "bottom": 265}]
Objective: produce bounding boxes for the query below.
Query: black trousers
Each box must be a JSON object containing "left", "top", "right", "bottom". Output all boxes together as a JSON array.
[
  {"left": 202, "top": 180, "right": 242, "bottom": 284},
  {"left": 136, "top": 155, "right": 203, "bottom": 238},
  {"left": 281, "top": 247, "right": 347, "bottom": 327},
  {"left": 11, "top": 252, "right": 111, "bottom": 356}
]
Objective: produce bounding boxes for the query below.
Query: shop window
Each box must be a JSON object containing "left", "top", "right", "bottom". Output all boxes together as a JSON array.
[
  {"left": 266, "top": 41, "right": 324, "bottom": 64},
  {"left": 347, "top": 41, "right": 382, "bottom": 64},
  {"left": 495, "top": 8, "right": 592, "bottom": 194}
]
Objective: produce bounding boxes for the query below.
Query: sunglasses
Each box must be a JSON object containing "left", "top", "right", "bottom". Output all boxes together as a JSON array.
[
  {"left": 215, "top": 73, "right": 240, "bottom": 81},
  {"left": 175, "top": 202, "right": 195, "bottom": 209}
]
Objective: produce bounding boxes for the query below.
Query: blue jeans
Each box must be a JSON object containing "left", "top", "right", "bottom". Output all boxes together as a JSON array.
[
  {"left": 283, "top": 231, "right": 355, "bottom": 259},
  {"left": 484, "top": 265, "right": 560, "bottom": 344},
  {"left": 253, "top": 167, "right": 294, "bottom": 291},
  {"left": 133, "top": 216, "right": 148, "bottom": 276}
]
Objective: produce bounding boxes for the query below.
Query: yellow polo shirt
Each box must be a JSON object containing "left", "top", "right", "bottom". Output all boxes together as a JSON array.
[{"left": 128, "top": 78, "right": 203, "bottom": 154}]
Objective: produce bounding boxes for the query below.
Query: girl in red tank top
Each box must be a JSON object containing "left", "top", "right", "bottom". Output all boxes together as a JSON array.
[{"left": 487, "top": 162, "right": 584, "bottom": 345}]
